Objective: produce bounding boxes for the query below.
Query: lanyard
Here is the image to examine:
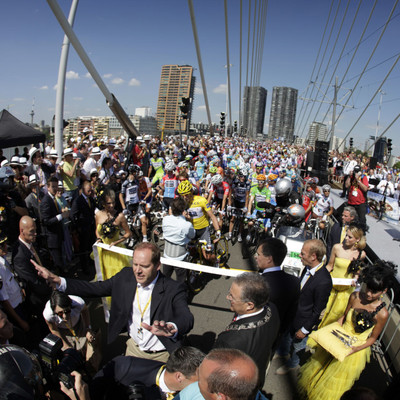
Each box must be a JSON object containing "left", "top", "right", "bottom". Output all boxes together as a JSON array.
[{"left": 136, "top": 286, "right": 152, "bottom": 339}]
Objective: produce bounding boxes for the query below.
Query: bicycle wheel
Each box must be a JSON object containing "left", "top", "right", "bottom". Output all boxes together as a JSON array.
[
  {"left": 244, "top": 224, "right": 258, "bottom": 257},
  {"left": 186, "top": 269, "right": 208, "bottom": 294},
  {"left": 215, "top": 236, "right": 229, "bottom": 267},
  {"left": 231, "top": 218, "right": 241, "bottom": 246},
  {"left": 151, "top": 223, "right": 165, "bottom": 252}
]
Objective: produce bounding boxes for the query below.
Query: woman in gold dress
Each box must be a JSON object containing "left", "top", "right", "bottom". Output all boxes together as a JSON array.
[
  {"left": 94, "top": 189, "right": 132, "bottom": 280},
  {"left": 298, "top": 261, "right": 396, "bottom": 400},
  {"left": 319, "top": 224, "right": 367, "bottom": 328}
]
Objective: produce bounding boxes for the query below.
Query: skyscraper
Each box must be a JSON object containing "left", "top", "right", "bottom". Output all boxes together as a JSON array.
[
  {"left": 156, "top": 65, "right": 195, "bottom": 134},
  {"left": 307, "top": 122, "right": 328, "bottom": 147},
  {"left": 268, "top": 86, "right": 298, "bottom": 141},
  {"left": 242, "top": 86, "right": 267, "bottom": 137}
]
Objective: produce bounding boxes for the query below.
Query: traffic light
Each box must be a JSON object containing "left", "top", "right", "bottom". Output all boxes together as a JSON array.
[
  {"left": 349, "top": 137, "right": 354, "bottom": 148},
  {"left": 387, "top": 138, "right": 393, "bottom": 153},
  {"left": 220, "top": 112, "right": 225, "bottom": 130},
  {"left": 234, "top": 120, "right": 238, "bottom": 133},
  {"left": 180, "top": 97, "right": 190, "bottom": 119}
]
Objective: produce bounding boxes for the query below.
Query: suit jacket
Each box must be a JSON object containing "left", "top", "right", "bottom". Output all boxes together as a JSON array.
[
  {"left": 71, "top": 194, "right": 96, "bottom": 230},
  {"left": 12, "top": 239, "right": 52, "bottom": 314},
  {"left": 90, "top": 355, "right": 164, "bottom": 400},
  {"left": 293, "top": 266, "right": 332, "bottom": 333},
  {"left": 65, "top": 269, "right": 194, "bottom": 351},
  {"left": 213, "top": 304, "right": 280, "bottom": 386},
  {"left": 326, "top": 222, "right": 342, "bottom": 259},
  {"left": 261, "top": 270, "right": 300, "bottom": 334},
  {"left": 40, "top": 193, "right": 64, "bottom": 249}
]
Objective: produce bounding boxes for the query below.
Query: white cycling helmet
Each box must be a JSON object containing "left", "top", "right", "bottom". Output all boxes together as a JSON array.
[
  {"left": 165, "top": 161, "right": 176, "bottom": 171},
  {"left": 178, "top": 161, "right": 189, "bottom": 168},
  {"left": 210, "top": 174, "right": 223, "bottom": 185}
]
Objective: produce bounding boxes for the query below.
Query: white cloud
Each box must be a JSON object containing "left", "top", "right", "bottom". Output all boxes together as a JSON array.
[
  {"left": 66, "top": 70, "right": 80, "bottom": 80},
  {"left": 73, "top": 97, "right": 83, "bottom": 101},
  {"left": 85, "top": 72, "right": 92, "bottom": 79},
  {"left": 213, "top": 84, "right": 227, "bottom": 94},
  {"left": 13, "top": 97, "right": 25, "bottom": 101},
  {"left": 128, "top": 78, "right": 141, "bottom": 86},
  {"left": 111, "top": 77, "right": 124, "bottom": 85},
  {"left": 103, "top": 73, "right": 112, "bottom": 79},
  {"left": 197, "top": 105, "right": 206, "bottom": 110},
  {"left": 39, "top": 85, "right": 48, "bottom": 90}
]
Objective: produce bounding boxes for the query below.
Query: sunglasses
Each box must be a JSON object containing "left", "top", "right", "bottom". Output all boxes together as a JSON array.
[{"left": 55, "top": 308, "right": 71, "bottom": 317}]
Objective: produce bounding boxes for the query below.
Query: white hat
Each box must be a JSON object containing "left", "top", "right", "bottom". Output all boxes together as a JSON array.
[
  {"left": 89, "top": 168, "right": 98, "bottom": 176},
  {"left": 109, "top": 138, "right": 117, "bottom": 146},
  {"left": 28, "top": 174, "right": 38, "bottom": 185},
  {"left": 91, "top": 147, "right": 101, "bottom": 156},
  {"left": 29, "top": 147, "right": 40, "bottom": 159},
  {"left": 0, "top": 159, "right": 9, "bottom": 167},
  {"left": 63, "top": 148, "right": 73, "bottom": 156},
  {"left": 114, "top": 145, "right": 120, "bottom": 151},
  {"left": 49, "top": 149, "right": 58, "bottom": 158},
  {"left": 83, "top": 127, "right": 91, "bottom": 133},
  {"left": 144, "top": 135, "right": 151, "bottom": 141},
  {"left": 137, "top": 136, "right": 143, "bottom": 142},
  {"left": 58, "top": 180, "right": 64, "bottom": 189},
  {"left": 73, "top": 152, "right": 77, "bottom": 159},
  {"left": 19, "top": 157, "right": 27, "bottom": 166},
  {"left": 10, "top": 156, "right": 21, "bottom": 166}
]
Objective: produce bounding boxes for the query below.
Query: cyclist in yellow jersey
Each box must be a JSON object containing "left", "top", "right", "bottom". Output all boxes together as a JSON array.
[{"left": 177, "top": 180, "right": 221, "bottom": 263}]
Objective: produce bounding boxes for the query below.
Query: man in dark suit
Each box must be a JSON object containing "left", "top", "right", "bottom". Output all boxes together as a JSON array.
[
  {"left": 34, "top": 242, "right": 194, "bottom": 363},
  {"left": 12, "top": 216, "right": 52, "bottom": 317},
  {"left": 256, "top": 238, "right": 300, "bottom": 335},
  {"left": 39, "top": 176, "right": 69, "bottom": 272},
  {"left": 71, "top": 180, "right": 96, "bottom": 274},
  {"left": 276, "top": 239, "right": 332, "bottom": 375},
  {"left": 213, "top": 273, "right": 279, "bottom": 387},
  {"left": 326, "top": 206, "right": 358, "bottom": 259},
  {"left": 89, "top": 346, "right": 205, "bottom": 400}
]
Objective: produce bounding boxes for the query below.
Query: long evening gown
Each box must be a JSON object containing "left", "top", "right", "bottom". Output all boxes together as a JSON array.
[{"left": 299, "top": 308, "right": 375, "bottom": 400}]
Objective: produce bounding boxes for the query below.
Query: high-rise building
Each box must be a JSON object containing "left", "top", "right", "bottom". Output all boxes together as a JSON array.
[
  {"left": 242, "top": 86, "right": 267, "bottom": 137},
  {"left": 268, "top": 86, "right": 298, "bottom": 141},
  {"left": 307, "top": 122, "right": 327, "bottom": 147},
  {"left": 135, "top": 107, "right": 152, "bottom": 118},
  {"left": 156, "top": 65, "right": 195, "bottom": 134}
]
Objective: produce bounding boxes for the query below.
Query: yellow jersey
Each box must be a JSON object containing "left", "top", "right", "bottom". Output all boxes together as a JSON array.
[{"left": 187, "top": 195, "right": 211, "bottom": 230}]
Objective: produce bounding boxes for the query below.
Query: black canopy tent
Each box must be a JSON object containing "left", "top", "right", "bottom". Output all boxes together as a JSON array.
[{"left": 0, "top": 109, "right": 46, "bottom": 149}]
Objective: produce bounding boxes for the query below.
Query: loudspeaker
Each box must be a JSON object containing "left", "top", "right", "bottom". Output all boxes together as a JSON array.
[
  {"left": 313, "top": 140, "right": 329, "bottom": 171},
  {"left": 306, "top": 151, "right": 314, "bottom": 171},
  {"left": 311, "top": 170, "right": 329, "bottom": 185},
  {"left": 369, "top": 157, "right": 377, "bottom": 170}
]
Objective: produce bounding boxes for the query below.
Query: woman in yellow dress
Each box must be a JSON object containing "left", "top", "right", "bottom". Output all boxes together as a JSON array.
[
  {"left": 319, "top": 224, "right": 367, "bottom": 328},
  {"left": 298, "top": 261, "right": 396, "bottom": 400},
  {"left": 94, "top": 189, "right": 132, "bottom": 280}
]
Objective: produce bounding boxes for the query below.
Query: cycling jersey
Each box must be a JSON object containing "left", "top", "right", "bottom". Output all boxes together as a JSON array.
[
  {"left": 210, "top": 181, "right": 230, "bottom": 200},
  {"left": 121, "top": 179, "right": 139, "bottom": 205},
  {"left": 313, "top": 194, "right": 334, "bottom": 217},
  {"left": 162, "top": 175, "right": 178, "bottom": 198},
  {"left": 187, "top": 195, "right": 211, "bottom": 230},
  {"left": 232, "top": 179, "right": 250, "bottom": 203},
  {"left": 250, "top": 186, "right": 271, "bottom": 211},
  {"left": 150, "top": 157, "right": 164, "bottom": 171},
  {"left": 195, "top": 161, "right": 206, "bottom": 179}
]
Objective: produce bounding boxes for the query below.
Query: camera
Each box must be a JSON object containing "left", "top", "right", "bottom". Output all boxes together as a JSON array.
[{"left": 35, "top": 333, "right": 84, "bottom": 391}]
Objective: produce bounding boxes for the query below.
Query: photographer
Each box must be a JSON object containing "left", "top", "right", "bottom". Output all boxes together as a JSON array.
[{"left": 345, "top": 165, "right": 369, "bottom": 225}]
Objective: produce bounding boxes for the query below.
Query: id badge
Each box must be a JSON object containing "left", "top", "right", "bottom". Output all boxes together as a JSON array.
[{"left": 352, "top": 190, "right": 358, "bottom": 197}]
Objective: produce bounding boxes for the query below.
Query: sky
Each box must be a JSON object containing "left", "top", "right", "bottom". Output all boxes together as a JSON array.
[{"left": 1, "top": 0, "right": 400, "bottom": 155}]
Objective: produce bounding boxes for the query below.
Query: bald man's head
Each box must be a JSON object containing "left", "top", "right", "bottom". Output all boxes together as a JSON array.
[
  {"left": 19, "top": 216, "right": 37, "bottom": 244},
  {"left": 198, "top": 349, "right": 259, "bottom": 400}
]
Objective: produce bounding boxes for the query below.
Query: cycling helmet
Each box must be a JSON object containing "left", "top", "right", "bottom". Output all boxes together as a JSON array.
[
  {"left": 177, "top": 180, "right": 193, "bottom": 195},
  {"left": 138, "top": 170, "right": 144, "bottom": 177},
  {"left": 209, "top": 166, "right": 217, "bottom": 174},
  {"left": 165, "top": 161, "right": 176, "bottom": 171},
  {"left": 0, "top": 166, "right": 15, "bottom": 190},
  {"left": 322, "top": 184, "right": 331, "bottom": 192},
  {"left": 178, "top": 161, "right": 189, "bottom": 169},
  {"left": 128, "top": 164, "right": 141, "bottom": 174},
  {"left": 256, "top": 174, "right": 266, "bottom": 181},
  {"left": 210, "top": 174, "right": 223, "bottom": 185},
  {"left": 275, "top": 179, "right": 292, "bottom": 197},
  {"left": 268, "top": 173, "right": 278, "bottom": 182},
  {"left": 256, "top": 162, "right": 263, "bottom": 169},
  {"left": 207, "top": 150, "right": 217, "bottom": 158},
  {"left": 287, "top": 204, "right": 306, "bottom": 224},
  {"left": 238, "top": 168, "right": 247, "bottom": 177},
  {"left": 151, "top": 149, "right": 158, "bottom": 155}
]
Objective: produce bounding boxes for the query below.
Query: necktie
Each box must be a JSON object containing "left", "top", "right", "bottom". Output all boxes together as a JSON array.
[
  {"left": 53, "top": 197, "right": 60, "bottom": 212},
  {"left": 340, "top": 226, "right": 347, "bottom": 243},
  {"left": 31, "top": 246, "right": 43, "bottom": 267},
  {"left": 300, "top": 269, "right": 311, "bottom": 289},
  {"left": 87, "top": 197, "right": 92, "bottom": 209}
]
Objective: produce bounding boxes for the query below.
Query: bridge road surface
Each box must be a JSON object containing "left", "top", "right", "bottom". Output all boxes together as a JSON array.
[{"left": 86, "top": 209, "right": 392, "bottom": 399}]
